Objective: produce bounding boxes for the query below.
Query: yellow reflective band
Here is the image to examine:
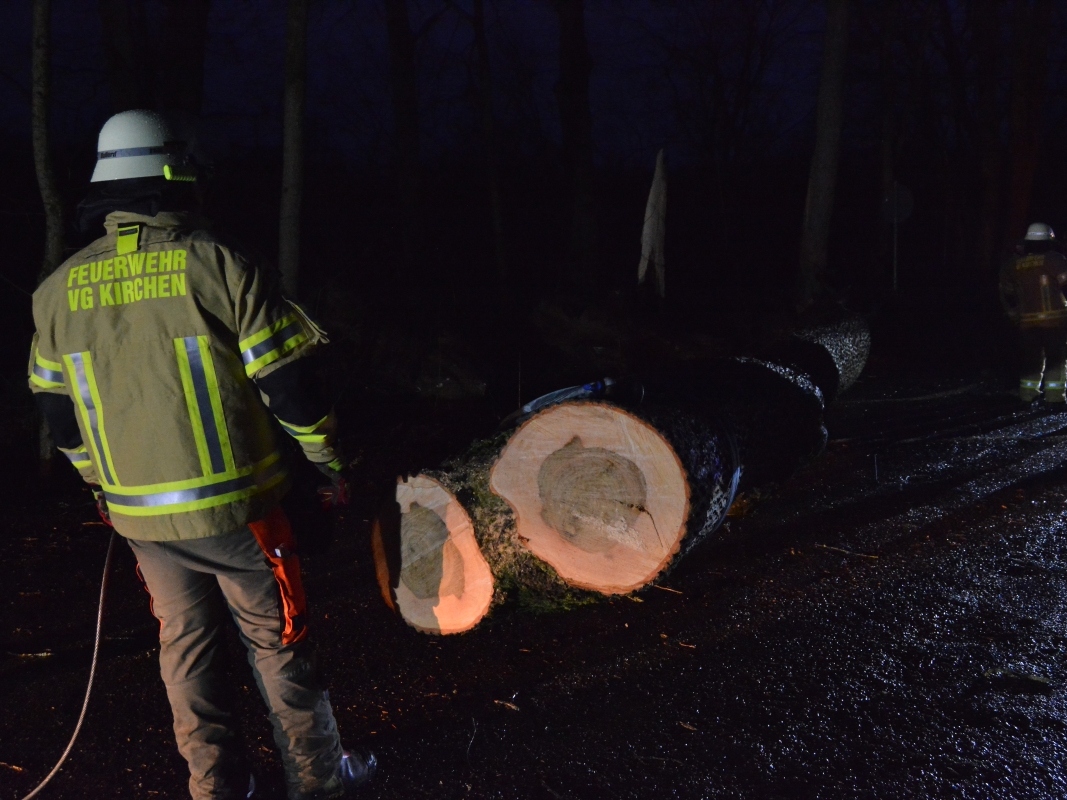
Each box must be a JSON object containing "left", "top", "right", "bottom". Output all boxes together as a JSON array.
[
  {"left": 240, "top": 315, "right": 301, "bottom": 354},
  {"left": 59, "top": 446, "right": 93, "bottom": 470},
  {"left": 278, "top": 413, "right": 331, "bottom": 444},
  {"left": 175, "top": 336, "right": 237, "bottom": 476},
  {"left": 240, "top": 314, "right": 308, "bottom": 376},
  {"left": 176, "top": 338, "right": 214, "bottom": 475},
  {"left": 104, "top": 452, "right": 286, "bottom": 516},
  {"left": 116, "top": 224, "right": 140, "bottom": 255},
  {"left": 30, "top": 372, "right": 65, "bottom": 390},
  {"left": 31, "top": 350, "right": 66, "bottom": 389},
  {"left": 65, "top": 351, "right": 118, "bottom": 486},
  {"left": 1021, "top": 379, "right": 1042, "bottom": 388},
  {"left": 198, "top": 338, "right": 236, "bottom": 474}
]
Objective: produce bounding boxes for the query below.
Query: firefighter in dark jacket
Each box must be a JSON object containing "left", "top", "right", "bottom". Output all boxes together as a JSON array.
[
  {"left": 29, "top": 110, "right": 376, "bottom": 799},
  {"left": 999, "top": 222, "right": 1067, "bottom": 403}
]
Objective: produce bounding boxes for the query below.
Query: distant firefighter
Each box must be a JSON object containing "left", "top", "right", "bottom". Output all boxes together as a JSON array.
[{"left": 999, "top": 222, "right": 1067, "bottom": 403}]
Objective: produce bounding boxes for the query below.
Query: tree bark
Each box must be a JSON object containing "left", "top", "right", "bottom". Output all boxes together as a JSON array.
[
  {"left": 796, "top": 0, "right": 849, "bottom": 312},
  {"left": 98, "top": 0, "right": 151, "bottom": 112},
  {"left": 384, "top": 0, "right": 422, "bottom": 289},
  {"left": 1005, "top": 0, "right": 1052, "bottom": 245},
  {"left": 279, "top": 0, "right": 308, "bottom": 298},
  {"left": 554, "top": 0, "right": 598, "bottom": 295},
  {"left": 32, "top": 0, "right": 64, "bottom": 476}
]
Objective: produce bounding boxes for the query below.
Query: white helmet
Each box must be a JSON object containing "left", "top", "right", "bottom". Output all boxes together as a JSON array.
[
  {"left": 90, "top": 110, "right": 190, "bottom": 183},
  {"left": 1025, "top": 222, "right": 1055, "bottom": 241}
]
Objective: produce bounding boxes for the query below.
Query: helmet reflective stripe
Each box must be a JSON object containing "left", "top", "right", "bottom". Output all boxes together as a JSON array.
[
  {"left": 90, "top": 109, "right": 187, "bottom": 183},
  {"left": 1025, "top": 222, "right": 1055, "bottom": 241},
  {"left": 97, "top": 144, "right": 185, "bottom": 160}
]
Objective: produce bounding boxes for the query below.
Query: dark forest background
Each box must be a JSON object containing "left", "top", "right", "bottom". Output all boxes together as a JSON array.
[{"left": 4, "top": 0, "right": 1067, "bottom": 405}]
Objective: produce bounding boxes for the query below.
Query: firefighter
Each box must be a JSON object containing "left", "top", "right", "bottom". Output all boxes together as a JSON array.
[
  {"left": 999, "top": 222, "right": 1067, "bottom": 403},
  {"left": 28, "top": 110, "right": 375, "bottom": 799}
]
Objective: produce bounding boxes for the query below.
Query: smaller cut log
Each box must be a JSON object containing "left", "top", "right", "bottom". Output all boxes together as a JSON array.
[{"left": 372, "top": 475, "right": 495, "bottom": 634}]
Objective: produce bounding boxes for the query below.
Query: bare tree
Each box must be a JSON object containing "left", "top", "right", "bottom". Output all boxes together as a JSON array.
[
  {"left": 796, "top": 0, "right": 849, "bottom": 312},
  {"left": 554, "top": 0, "right": 598, "bottom": 295},
  {"left": 279, "top": 0, "right": 308, "bottom": 297},
  {"left": 32, "top": 0, "right": 65, "bottom": 473}
]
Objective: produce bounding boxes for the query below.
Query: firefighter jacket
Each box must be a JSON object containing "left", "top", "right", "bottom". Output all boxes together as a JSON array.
[
  {"left": 28, "top": 211, "right": 332, "bottom": 541},
  {"left": 999, "top": 248, "right": 1067, "bottom": 329}
]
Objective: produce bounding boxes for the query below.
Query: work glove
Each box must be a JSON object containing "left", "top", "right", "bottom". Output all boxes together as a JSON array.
[
  {"left": 90, "top": 485, "right": 113, "bottom": 527},
  {"left": 315, "top": 458, "right": 351, "bottom": 509}
]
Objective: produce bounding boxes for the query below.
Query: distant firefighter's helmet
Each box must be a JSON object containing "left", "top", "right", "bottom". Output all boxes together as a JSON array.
[
  {"left": 1025, "top": 222, "right": 1056, "bottom": 241},
  {"left": 90, "top": 110, "right": 190, "bottom": 183}
]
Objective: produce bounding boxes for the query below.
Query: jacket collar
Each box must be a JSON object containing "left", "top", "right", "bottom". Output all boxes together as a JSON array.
[{"left": 103, "top": 210, "right": 198, "bottom": 234}]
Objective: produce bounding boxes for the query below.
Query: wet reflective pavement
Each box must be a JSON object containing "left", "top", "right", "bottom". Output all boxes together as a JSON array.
[{"left": 5, "top": 375, "right": 1067, "bottom": 798}]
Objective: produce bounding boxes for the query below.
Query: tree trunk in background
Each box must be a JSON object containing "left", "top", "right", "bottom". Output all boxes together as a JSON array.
[
  {"left": 1005, "top": 0, "right": 1052, "bottom": 246},
  {"left": 98, "top": 0, "right": 151, "bottom": 111},
  {"left": 384, "top": 0, "right": 423, "bottom": 298},
  {"left": 32, "top": 0, "right": 64, "bottom": 475},
  {"left": 279, "top": 0, "right": 308, "bottom": 298},
  {"left": 157, "top": 0, "right": 211, "bottom": 118},
  {"left": 796, "top": 0, "right": 849, "bottom": 313},
  {"left": 971, "top": 0, "right": 1002, "bottom": 282},
  {"left": 471, "top": 0, "right": 508, "bottom": 290},
  {"left": 554, "top": 0, "right": 598, "bottom": 297}
]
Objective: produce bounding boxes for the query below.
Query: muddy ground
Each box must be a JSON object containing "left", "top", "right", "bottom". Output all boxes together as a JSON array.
[{"left": 5, "top": 330, "right": 1067, "bottom": 799}]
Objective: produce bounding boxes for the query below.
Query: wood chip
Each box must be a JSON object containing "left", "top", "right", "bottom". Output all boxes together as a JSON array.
[
  {"left": 493, "top": 700, "right": 520, "bottom": 712},
  {"left": 0, "top": 762, "right": 24, "bottom": 772},
  {"left": 653, "top": 585, "right": 683, "bottom": 595},
  {"left": 815, "top": 543, "right": 879, "bottom": 560},
  {"left": 679, "top": 722, "right": 697, "bottom": 731},
  {"left": 678, "top": 642, "right": 696, "bottom": 649}
]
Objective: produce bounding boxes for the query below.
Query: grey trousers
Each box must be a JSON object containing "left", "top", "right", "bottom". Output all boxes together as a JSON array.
[{"left": 128, "top": 509, "right": 344, "bottom": 800}]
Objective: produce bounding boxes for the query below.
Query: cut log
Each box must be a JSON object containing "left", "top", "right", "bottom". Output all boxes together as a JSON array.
[
  {"left": 371, "top": 314, "right": 870, "bottom": 633},
  {"left": 373, "top": 402, "right": 739, "bottom": 632},
  {"left": 371, "top": 474, "right": 494, "bottom": 634},
  {"left": 489, "top": 402, "right": 738, "bottom": 594}
]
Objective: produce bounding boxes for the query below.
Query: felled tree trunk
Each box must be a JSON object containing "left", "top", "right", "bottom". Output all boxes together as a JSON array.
[
  {"left": 374, "top": 314, "right": 870, "bottom": 634},
  {"left": 373, "top": 403, "right": 739, "bottom": 633}
]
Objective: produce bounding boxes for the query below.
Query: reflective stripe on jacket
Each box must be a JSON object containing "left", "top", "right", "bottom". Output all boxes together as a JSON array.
[{"left": 28, "top": 211, "right": 326, "bottom": 541}]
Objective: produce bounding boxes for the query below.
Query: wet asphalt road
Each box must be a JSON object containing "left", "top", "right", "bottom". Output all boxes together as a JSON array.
[{"left": 5, "top": 375, "right": 1067, "bottom": 799}]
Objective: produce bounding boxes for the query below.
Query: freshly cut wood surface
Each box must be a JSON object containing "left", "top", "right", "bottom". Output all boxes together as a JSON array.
[
  {"left": 372, "top": 475, "right": 495, "bottom": 634},
  {"left": 489, "top": 402, "right": 690, "bottom": 594}
]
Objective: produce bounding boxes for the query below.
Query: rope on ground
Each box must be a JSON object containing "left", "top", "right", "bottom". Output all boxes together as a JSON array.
[{"left": 20, "top": 529, "right": 116, "bottom": 800}]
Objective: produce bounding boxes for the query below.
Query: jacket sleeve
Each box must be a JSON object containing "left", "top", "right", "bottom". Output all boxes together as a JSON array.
[
  {"left": 225, "top": 246, "right": 327, "bottom": 381},
  {"left": 27, "top": 332, "right": 101, "bottom": 483},
  {"left": 254, "top": 358, "right": 344, "bottom": 467}
]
